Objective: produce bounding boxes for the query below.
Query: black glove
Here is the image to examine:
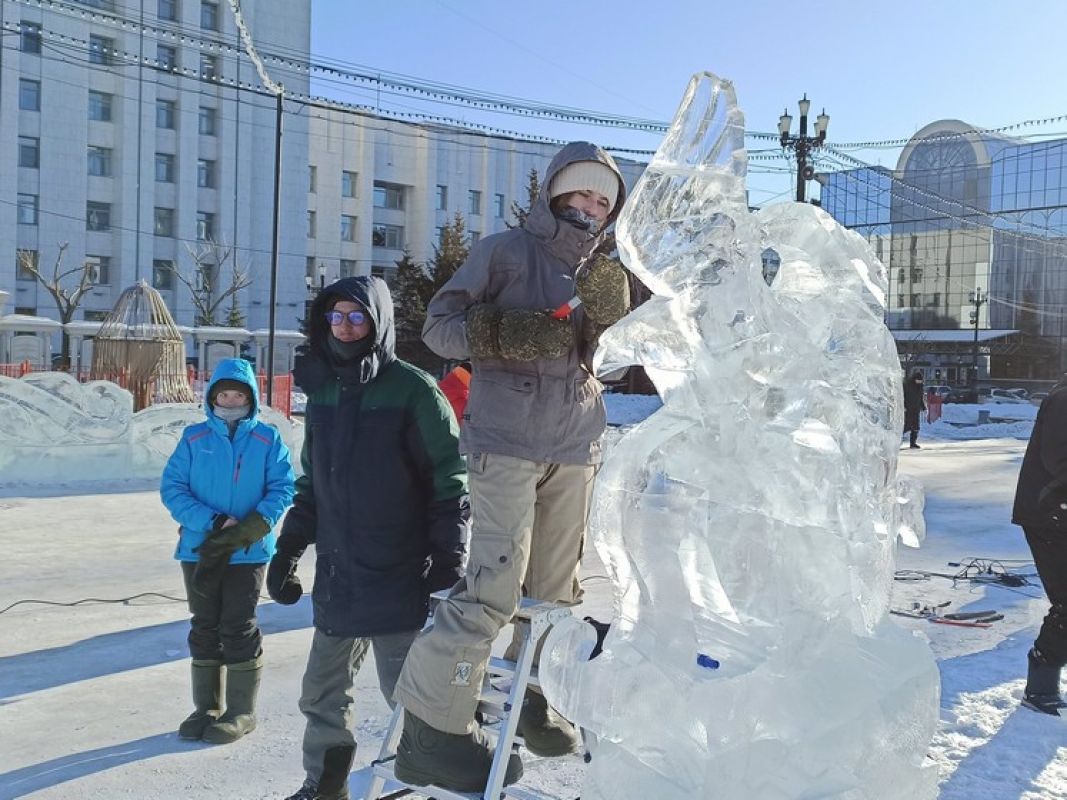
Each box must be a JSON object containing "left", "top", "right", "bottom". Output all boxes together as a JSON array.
[
  {"left": 576, "top": 254, "right": 630, "bottom": 326},
  {"left": 267, "top": 546, "right": 305, "bottom": 604},
  {"left": 426, "top": 563, "right": 463, "bottom": 594},
  {"left": 190, "top": 514, "right": 231, "bottom": 599},
  {"left": 195, "top": 512, "right": 271, "bottom": 562}
]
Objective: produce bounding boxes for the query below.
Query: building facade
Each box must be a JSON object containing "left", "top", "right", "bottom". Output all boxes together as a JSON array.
[
  {"left": 822, "top": 119, "right": 1067, "bottom": 382},
  {"left": 1, "top": 0, "right": 646, "bottom": 363}
]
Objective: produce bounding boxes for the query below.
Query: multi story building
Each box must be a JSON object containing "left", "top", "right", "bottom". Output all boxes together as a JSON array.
[
  {"left": 0, "top": 0, "right": 312, "bottom": 340},
  {"left": 822, "top": 119, "right": 1067, "bottom": 383},
  {"left": 1, "top": 0, "right": 646, "bottom": 369}
]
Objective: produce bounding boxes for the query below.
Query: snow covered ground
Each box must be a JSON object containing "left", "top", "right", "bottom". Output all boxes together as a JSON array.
[{"left": 1, "top": 408, "right": 1065, "bottom": 799}]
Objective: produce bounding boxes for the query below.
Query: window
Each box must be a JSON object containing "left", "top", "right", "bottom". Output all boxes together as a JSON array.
[
  {"left": 341, "top": 215, "right": 357, "bottom": 242},
  {"left": 306, "top": 210, "right": 316, "bottom": 238},
  {"left": 154, "top": 207, "right": 175, "bottom": 237},
  {"left": 342, "top": 170, "right": 357, "bottom": 198},
  {"left": 84, "top": 310, "right": 110, "bottom": 322},
  {"left": 340, "top": 259, "right": 357, "bottom": 278},
  {"left": 16, "top": 249, "right": 38, "bottom": 280},
  {"left": 196, "top": 211, "right": 215, "bottom": 241},
  {"left": 200, "top": 1, "right": 218, "bottom": 30},
  {"left": 17, "top": 194, "right": 38, "bottom": 225},
  {"left": 435, "top": 226, "right": 444, "bottom": 244},
  {"left": 435, "top": 184, "right": 448, "bottom": 211},
  {"left": 308, "top": 165, "right": 317, "bottom": 193},
  {"left": 197, "top": 159, "right": 215, "bottom": 188},
  {"left": 155, "top": 153, "right": 175, "bottom": 183},
  {"left": 373, "top": 182, "right": 404, "bottom": 210},
  {"left": 18, "top": 136, "right": 39, "bottom": 168},
  {"left": 87, "top": 146, "right": 113, "bottom": 177},
  {"left": 87, "top": 201, "right": 111, "bottom": 231},
  {"left": 89, "top": 35, "right": 113, "bottom": 65},
  {"left": 494, "top": 193, "right": 505, "bottom": 218},
  {"left": 199, "top": 53, "right": 217, "bottom": 80},
  {"left": 470, "top": 231, "right": 481, "bottom": 244},
  {"left": 370, "top": 265, "right": 398, "bottom": 286},
  {"left": 198, "top": 106, "right": 216, "bottom": 135},
  {"left": 158, "top": 0, "right": 178, "bottom": 21},
  {"left": 152, "top": 259, "right": 175, "bottom": 290},
  {"left": 156, "top": 98, "right": 175, "bottom": 128},
  {"left": 372, "top": 223, "right": 403, "bottom": 249},
  {"left": 468, "top": 190, "right": 482, "bottom": 215},
  {"left": 85, "top": 255, "right": 111, "bottom": 285},
  {"left": 20, "top": 21, "right": 41, "bottom": 54},
  {"left": 89, "top": 90, "right": 112, "bottom": 121},
  {"left": 74, "top": 0, "right": 113, "bottom": 8},
  {"left": 158, "top": 44, "right": 177, "bottom": 70},
  {"left": 19, "top": 79, "right": 40, "bottom": 111}
]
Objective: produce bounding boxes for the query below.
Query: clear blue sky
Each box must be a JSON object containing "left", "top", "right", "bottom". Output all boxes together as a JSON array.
[{"left": 304, "top": 0, "right": 1067, "bottom": 204}]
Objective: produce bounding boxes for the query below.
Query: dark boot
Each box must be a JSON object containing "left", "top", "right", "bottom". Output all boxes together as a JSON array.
[
  {"left": 1022, "top": 647, "right": 1065, "bottom": 716},
  {"left": 909, "top": 430, "right": 920, "bottom": 449},
  {"left": 178, "top": 659, "right": 224, "bottom": 740},
  {"left": 394, "top": 710, "right": 522, "bottom": 793},
  {"left": 283, "top": 746, "right": 355, "bottom": 800},
  {"left": 516, "top": 690, "right": 580, "bottom": 757},
  {"left": 202, "top": 658, "right": 261, "bottom": 743}
]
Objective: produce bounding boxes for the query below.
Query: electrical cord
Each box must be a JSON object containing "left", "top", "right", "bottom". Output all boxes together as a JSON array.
[{"left": 0, "top": 591, "right": 283, "bottom": 616}]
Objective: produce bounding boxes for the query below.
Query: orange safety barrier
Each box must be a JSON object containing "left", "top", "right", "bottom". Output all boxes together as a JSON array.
[{"left": 926, "top": 394, "right": 942, "bottom": 424}]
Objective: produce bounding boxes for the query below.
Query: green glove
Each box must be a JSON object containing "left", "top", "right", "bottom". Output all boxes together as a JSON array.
[
  {"left": 466, "top": 304, "right": 503, "bottom": 359},
  {"left": 195, "top": 512, "right": 271, "bottom": 562},
  {"left": 576, "top": 254, "right": 630, "bottom": 326},
  {"left": 498, "top": 309, "right": 574, "bottom": 360}
]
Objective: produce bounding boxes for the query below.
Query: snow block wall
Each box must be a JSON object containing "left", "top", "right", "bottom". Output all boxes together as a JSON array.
[{"left": 0, "top": 372, "right": 304, "bottom": 483}]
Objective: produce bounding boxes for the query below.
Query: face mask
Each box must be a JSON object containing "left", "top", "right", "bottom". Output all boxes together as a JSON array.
[
  {"left": 556, "top": 206, "right": 602, "bottom": 235},
  {"left": 214, "top": 404, "right": 251, "bottom": 422},
  {"left": 328, "top": 334, "right": 373, "bottom": 362}
]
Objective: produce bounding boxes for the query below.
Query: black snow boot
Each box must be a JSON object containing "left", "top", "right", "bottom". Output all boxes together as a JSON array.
[
  {"left": 178, "top": 659, "right": 224, "bottom": 740},
  {"left": 516, "top": 690, "right": 580, "bottom": 757},
  {"left": 1022, "top": 647, "right": 1065, "bottom": 716},
  {"left": 394, "top": 710, "right": 522, "bottom": 793},
  {"left": 202, "top": 657, "right": 261, "bottom": 743},
  {"left": 283, "top": 746, "right": 355, "bottom": 800}
]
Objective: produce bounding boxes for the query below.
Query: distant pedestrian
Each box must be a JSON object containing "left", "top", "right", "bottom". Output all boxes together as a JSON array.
[
  {"left": 903, "top": 370, "right": 925, "bottom": 449},
  {"left": 161, "top": 358, "right": 295, "bottom": 744},
  {"left": 1012, "top": 375, "right": 1067, "bottom": 715}
]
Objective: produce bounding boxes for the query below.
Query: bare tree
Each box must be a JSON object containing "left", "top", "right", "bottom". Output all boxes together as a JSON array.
[
  {"left": 168, "top": 238, "right": 251, "bottom": 327},
  {"left": 18, "top": 243, "right": 97, "bottom": 367}
]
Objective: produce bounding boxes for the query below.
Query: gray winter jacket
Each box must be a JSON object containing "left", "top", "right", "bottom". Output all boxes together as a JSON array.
[{"left": 422, "top": 142, "right": 626, "bottom": 465}]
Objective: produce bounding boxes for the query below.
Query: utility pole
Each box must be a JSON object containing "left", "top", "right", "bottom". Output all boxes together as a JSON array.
[
  {"left": 969, "top": 287, "right": 987, "bottom": 388},
  {"left": 266, "top": 89, "right": 283, "bottom": 408},
  {"left": 778, "top": 95, "right": 830, "bottom": 203}
]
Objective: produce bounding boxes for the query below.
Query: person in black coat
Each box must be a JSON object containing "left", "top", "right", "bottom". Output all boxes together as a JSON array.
[
  {"left": 1012, "top": 375, "right": 1067, "bottom": 715},
  {"left": 902, "top": 370, "right": 925, "bottom": 449}
]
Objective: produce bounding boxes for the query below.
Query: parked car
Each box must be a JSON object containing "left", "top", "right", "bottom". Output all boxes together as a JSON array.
[
  {"left": 926, "top": 385, "right": 952, "bottom": 399},
  {"left": 945, "top": 388, "right": 978, "bottom": 404},
  {"left": 1006, "top": 388, "right": 1030, "bottom": 400},
  {"left": 985, "top": 388, "right": 1029, "bottom": 404},
  {"left": 1030, "top": 391, "right": 1049, "bottom": 406}
]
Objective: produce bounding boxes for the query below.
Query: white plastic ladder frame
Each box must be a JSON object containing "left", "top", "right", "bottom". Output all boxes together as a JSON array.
[{"left": 357, "top": 593, "right": 575, "bottom": 800}]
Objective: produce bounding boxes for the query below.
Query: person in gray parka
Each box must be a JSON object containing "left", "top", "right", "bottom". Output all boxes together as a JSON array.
[{"left": 392, "top": 141, "right": 630, "bottom": 792}]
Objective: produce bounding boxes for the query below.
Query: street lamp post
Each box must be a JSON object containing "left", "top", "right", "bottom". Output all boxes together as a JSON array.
[
  {"left": 969, "top": 287, "right": 987, "bottom": 389},
  {"left": 778, "top": 95, "right": 830, "bottom": 203}
]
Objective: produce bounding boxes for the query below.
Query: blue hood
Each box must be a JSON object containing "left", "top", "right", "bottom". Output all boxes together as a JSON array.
[{"left": 205, "top": 358, "right": 260, "bottom": 426}]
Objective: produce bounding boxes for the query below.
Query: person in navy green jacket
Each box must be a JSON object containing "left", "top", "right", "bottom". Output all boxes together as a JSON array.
[
  {"left": 267, "top": 276, "right": 468, "bottom": 800},
  {"left": 161, "top": 357, "right": 295, "bottom": 745}
]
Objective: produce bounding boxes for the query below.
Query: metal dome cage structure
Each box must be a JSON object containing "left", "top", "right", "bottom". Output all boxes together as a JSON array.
[{"left": 90, "top": 280, "right": 196, "bottom": 410}]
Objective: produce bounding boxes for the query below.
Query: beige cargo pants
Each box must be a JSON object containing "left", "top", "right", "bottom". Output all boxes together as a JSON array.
[{"left": 393, "top": 452, "right": 596, "bottom": 735}]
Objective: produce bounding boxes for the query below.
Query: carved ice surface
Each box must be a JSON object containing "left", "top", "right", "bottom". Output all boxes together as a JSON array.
[
  {"left": 0, "top": 372, "right": 304, "bottom": 483},
  {"left": 539, "top": 73, "right": 939, "bottom": 799}
]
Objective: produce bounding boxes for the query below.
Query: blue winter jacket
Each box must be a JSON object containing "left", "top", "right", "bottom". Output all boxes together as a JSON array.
[{"left": 161, "top": 358, "right": 295, "bottom": 564}]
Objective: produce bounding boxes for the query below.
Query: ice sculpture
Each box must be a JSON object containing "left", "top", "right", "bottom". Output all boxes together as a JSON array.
[
  {"left": 538, "top": 73, "right": 939, "bottom": 799},
  {"left": 0, "top": 372, "right": 304, "bottom": 482}
]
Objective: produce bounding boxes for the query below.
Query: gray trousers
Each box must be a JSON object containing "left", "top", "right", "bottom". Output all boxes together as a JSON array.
[
  {"left": 393, "top": 453, "right": 596, "bottom": 735},
  {"left": 299, "top": 627, "right": 418, "bottom": 782}
]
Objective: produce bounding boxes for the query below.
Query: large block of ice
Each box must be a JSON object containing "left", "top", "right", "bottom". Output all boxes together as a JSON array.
[{"left": 539, "top": 73, "right": 939, "bottom": 800}]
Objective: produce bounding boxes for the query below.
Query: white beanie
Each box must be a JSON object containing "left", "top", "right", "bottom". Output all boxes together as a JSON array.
[{"left": 548, "top": 161, "right": 619, "bottom": 212}]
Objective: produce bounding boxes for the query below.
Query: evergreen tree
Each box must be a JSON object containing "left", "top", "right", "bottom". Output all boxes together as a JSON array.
[
  {"left": 429, "top": 212, "right": 470, "bottom": 296},
  {"left": 392, "top": 250, "right": 436, "bottom": 370},
  {"left": 507, "top": 168, "right": 541, "bottom": 229}
]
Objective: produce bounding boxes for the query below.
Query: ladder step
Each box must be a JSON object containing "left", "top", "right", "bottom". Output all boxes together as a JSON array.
[{"left": 487, "top": 657, "right": 540, "bottom": 688}]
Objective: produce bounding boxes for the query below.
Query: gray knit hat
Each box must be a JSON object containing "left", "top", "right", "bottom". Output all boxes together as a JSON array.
[{"left": 548, "top": 161, "right": 619, "bottom": 211}]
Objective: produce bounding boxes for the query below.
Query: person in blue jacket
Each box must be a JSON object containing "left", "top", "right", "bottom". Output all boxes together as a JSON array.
[{"left": 161, "top": 357, "right": 295, "bottom": 745}]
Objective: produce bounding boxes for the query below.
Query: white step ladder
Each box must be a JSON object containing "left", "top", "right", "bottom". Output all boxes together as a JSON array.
[{"left": 350, "top": 593, "right": 581, "bottom": 800}]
